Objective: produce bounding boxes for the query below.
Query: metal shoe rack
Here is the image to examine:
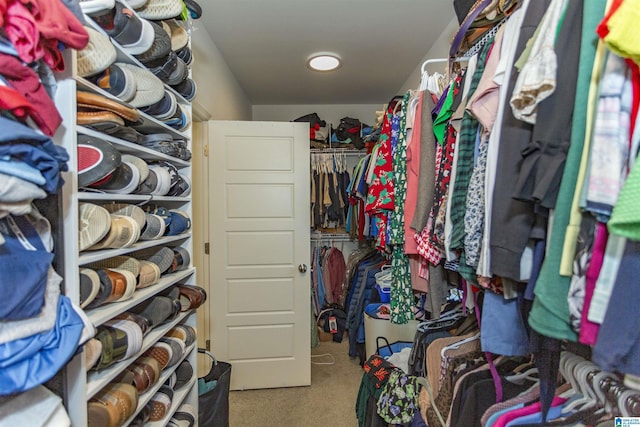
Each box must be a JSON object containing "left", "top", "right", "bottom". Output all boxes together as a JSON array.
[{"left": 55, "top": 12, "right": 199, "bottom": 427}]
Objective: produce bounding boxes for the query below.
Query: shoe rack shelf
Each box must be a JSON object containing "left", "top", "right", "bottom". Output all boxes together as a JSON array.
[
  {"left": 75, "top": 77, "right": 191, "bottom": 140},
  {"left": 78, "top": 193, "right": 191, "bottom": 202},
  {"left": 87, "top": 268, "right": 195, "bottom": 327},
  {"left": 123, "top": 344, "right": 196, "bottom": 427},
  {"left": 81, "top": 14, "right": 191, "bottom": 108},
  {"left": 147, "top": 377, "right": 196, "bottom": 427},
  {"left": 78, "top": 233, "right": 191, "bottom": 264},
  {"left": 53, "top": 7, "right": 200, "bottom": 427},
  {"left": 77, "top": 126, "right": 192, "bottom": 166},
  {"left": 87, "top": 310, "right": 194, "bottom": 399}
]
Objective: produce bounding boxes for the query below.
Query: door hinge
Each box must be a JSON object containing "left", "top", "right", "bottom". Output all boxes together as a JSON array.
[
  {"left": 205, "top": 339, "right": 211, "bottom": 351},
  {"left": 204, "top": 242, "right": 210, "bottom": 254},
  {"left": 204, "top": 143, "right": 209, "bottom": 157}
]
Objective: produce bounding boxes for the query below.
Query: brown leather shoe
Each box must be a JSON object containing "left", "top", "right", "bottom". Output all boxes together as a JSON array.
[
  {"left": 128, "top": 356, "right": 161, "bottom": 393},
  {"left": 77, "top": 90, "right": 141, "bottom": 123},
  {"left": 103, "top": 269, "right": 128, "bottom": 303},
  {"left": 144, "top": 341, "right": 172, "bottom": 370},
  {"left": 149, "top": 385, "right": 173, "bottom": 421},
  {"left": 77, "top": 110, "right": 125, "bottom": 129},
  {"left": 88, "top": 382, "right": 138, "bottom": 427},
  {"left": 176, "top": 285, "right": 207, "bottom": 310}
]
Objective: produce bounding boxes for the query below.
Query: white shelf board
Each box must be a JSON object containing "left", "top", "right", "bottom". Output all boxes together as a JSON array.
[
  {"left": 77, "top": 126, "right": 191, "bottom": 167},
  {"left": 87, "top": 268, "right": 196, "bottom": 326},
  {"left": 86, "top": 310, "right": 194, "bottom": 399},
  {"left": 77, "top": 193, "right": 191, "bottom": 203},
  {"left": 79, "top": 233, "right": 191, "bottom": 265},
  {"left": 75, "top": 78, "right": 190, "bottom": 141}
]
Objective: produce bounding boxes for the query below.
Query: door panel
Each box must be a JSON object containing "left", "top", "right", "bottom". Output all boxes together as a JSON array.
[
  {"left": 227, "top": 278, "right": 294, "bottom": 313},
  {"left": 226, "top": 137, "right": 293, "bottom": 171},
  {"left": 228, "top": 325, "right": 294, "bottom": 359},
  {"left": 226, "top": 184, "right": 294, "bottom": 218},
  {"left": 226, "top": 231, "right": 294, "bottom": 266},
  {"left": 209, "top": 121, "right": 310, "bottom": 390}
]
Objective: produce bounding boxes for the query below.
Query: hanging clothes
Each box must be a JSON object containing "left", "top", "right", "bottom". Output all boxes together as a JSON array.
[{"left": 310, "top": 151, "right": 350, "bottom": 233}]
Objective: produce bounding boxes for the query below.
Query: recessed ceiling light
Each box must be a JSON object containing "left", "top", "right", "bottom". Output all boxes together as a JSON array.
[{"left": 307, "top": 54, "right": 341, "bottom": 72}]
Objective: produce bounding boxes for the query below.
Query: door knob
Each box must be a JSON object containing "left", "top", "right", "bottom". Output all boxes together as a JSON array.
[{"left": 298, "top": 264, "right": 308, "bottom": 273}]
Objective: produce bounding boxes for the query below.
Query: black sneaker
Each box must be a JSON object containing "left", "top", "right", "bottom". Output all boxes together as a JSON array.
[
  {"left": 171, "top": 78, "right": 196, "bottom": 101},
  {"left": 175, "top": 46, "right": 192, "bottom": 66},
  {"left": 135, "top": 21, "right": 171, "bottom": 66},
  {"left": 90, "top": 64, "right": 137, "bottom": 103}
]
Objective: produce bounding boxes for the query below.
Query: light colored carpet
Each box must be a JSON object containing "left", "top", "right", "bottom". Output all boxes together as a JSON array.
[{"left": 229, "top": 339, "right": 363, "bottom": 427}]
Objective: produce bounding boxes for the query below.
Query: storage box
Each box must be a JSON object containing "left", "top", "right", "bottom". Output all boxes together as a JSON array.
[
  {"left": 364, "top": 306, "right": 419, "bottom": 359},
  {"left": 375, "top": 284, "right": 390, "bottom": 303}
]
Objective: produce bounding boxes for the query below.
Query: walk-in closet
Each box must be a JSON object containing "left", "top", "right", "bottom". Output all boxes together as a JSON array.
[{"left": 1, "top": 0, "right": 639, "bottom": 426}]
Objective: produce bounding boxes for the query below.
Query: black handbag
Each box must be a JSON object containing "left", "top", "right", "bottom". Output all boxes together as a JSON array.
[{"left": 198, "top": 349, "right": 232, "bottom": 427}]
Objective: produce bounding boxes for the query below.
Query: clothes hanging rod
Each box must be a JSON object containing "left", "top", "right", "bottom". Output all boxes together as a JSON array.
[
  {"left": 420, "top": 57, "right": 468, "bottom": 74},
  {"left": 421, "top": 58, "right": 449, "bottom": 74},
  {"left": 455, "top": 18, "right": 507, "bottom": 61},
  {"left": 310, "top": 232, "right": 355, "bottom": 241},
  {"left": 310, "top": 148, "right": 367, "bottom": 155}
]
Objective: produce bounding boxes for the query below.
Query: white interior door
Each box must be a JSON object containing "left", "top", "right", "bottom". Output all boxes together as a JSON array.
[{"left": 208, "top": 121, "right": 310, "bottom": 390}]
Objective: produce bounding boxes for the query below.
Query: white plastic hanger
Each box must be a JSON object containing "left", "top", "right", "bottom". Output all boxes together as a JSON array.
[
  {"left": 440, "top": 332, "right": 480, "bottom": 358},
  {"left": 561, "top": 359, "right": 599, "bottom": 414},
  {"left": 419, "top": 58, "right": 448, "bottom": 92},
  {"left": 505, "top": 367, "right": 539, "bottom": 385}
]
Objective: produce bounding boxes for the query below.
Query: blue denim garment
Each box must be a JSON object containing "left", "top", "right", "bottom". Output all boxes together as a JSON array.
[
  {"left": 0, "top": 158, "right": 46, "bottom": 186},
  {"left": 0, "top": 215, "right": 53, "bottom": 320},
  {"left": 593, "top": 239, "right": 640, "bottom": 376},
  {"left": 481, "top": 291, "right": 530, "bottom": 357},
  {"left": 0, "top": 296, "right": 83, "bottom": 395},
  {"left": 0, "top": 116, "right": 69, "bottom": 193}
]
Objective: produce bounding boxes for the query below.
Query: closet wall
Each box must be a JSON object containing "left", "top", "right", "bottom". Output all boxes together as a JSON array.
[
  {"left": 398, "top": 17, "right": 458, "bottom": 93},
  {"left": 253, "top": 104, "right": 379, "bottom": 125},
  {"left": 190, "top": 25, "right": 251, "bottom": 120}
]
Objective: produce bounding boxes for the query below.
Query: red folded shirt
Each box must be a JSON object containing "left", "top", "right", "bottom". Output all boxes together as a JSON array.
[{"left": 0, "top": 52, "right": 62, "bottom": 135}]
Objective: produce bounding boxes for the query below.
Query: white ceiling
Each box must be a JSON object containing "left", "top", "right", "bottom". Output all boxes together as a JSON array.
[{"left": 198, "top": 1, "right": 456, "bottom": 105}]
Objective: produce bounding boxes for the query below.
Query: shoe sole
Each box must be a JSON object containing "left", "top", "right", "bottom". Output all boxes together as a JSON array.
[
  {"left": 148, "top": 165, "right": 172, "bottom": 196},
  {"left": 77, "top": 135, "right": 122, "bottom": 188},
  {"left": 138, "top": 260, "right": 161, "bottom": 288},
  {"left": 79, "top": 203, "right": 111, "bottom": 251},
  {"left": 90, "top": 214, "right": 141, "bottom": 250},
  {"left": 137, "top": 0, "right": 183, "bottom": 20},
  {"left": 78, "top": 28, "right": 117, "bottom": 77},
  {"left": 166, "top": 19, "right": 188, "bottom": 51},
  {"left": 133, "top": 246, "right": 174, "bottom": 273},
  {"left": 103, "top": 203, "right": 146, "bottom": 229},
  {"left": 87, "top": 255, "right": 142, "bottom": 277},
  {"left": 116, "top": 64, "right": 137, "bottom": 102},
  {"left": 80, "top": 268, "right": 101, "bottom": 308},
  {"left": 105, "top": 161, "right": 140, "bottom": 194},
  {"left": 140, "top": 213, "right": 166, "bottom": 240},
  {"left": 117, "top": 63, "right": 165, "bottom": 108},
  {"left": 109, "top": 268, "right": 137, "bottom": 301},
  {"left": 121, "top": 154, "right": 150, "bottom": 183}
]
